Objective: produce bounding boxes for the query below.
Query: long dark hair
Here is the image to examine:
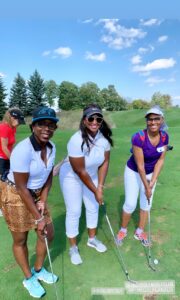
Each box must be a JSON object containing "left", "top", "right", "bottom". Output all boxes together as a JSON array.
[{"left": 79, "top": 103, "right": 113, "bottom": 152}]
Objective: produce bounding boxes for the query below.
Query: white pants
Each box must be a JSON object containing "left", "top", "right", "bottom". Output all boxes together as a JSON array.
[
  {"left": 59, "top": 165, "right": 99, "bottom": 238},
  {"left": 123, "top": 166, "right": 156, "bottom": 213}
]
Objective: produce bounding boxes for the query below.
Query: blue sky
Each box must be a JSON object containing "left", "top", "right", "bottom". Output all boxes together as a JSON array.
[{"left": 1, "top": 1, "right": 180, "bottom": 105}]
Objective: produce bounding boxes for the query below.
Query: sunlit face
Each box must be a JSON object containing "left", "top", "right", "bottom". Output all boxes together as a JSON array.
[
  {"left": 146, "top": 114, "right": 163, "bottom": 133},
  {"left": 32, "top": 119, "right": 57, "bottom": 144},
  {"left": 83, "top": 114, "right": 103, "bottom": 136}
]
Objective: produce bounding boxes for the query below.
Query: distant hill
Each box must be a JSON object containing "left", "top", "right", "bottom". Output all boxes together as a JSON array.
[{"left": 56, "top": 108, "right": 180, "bottom": 130}]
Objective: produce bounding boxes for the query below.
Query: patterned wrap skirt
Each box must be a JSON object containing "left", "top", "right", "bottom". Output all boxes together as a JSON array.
[{"left": 1, "top": 182, "right": 52, "bottom": 232}]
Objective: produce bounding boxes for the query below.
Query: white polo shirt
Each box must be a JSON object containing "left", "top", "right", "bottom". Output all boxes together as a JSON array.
[
  {"left": 8, "top": 135, "right": 56, "bottom": 189},
  {"left": 63, "top": 130, "right": 110, "bottom": 178}
]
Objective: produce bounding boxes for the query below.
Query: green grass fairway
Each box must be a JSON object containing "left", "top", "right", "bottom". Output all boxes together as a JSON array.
[{"left": 0, "top": 109, "right": 180, "bottom": 300}]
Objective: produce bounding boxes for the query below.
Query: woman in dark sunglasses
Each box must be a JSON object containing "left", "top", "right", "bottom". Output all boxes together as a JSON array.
[
  {"left": 59, "top": 103, "right": 113, "bottom": 265},
  {"left": 1, "top": 106, "right": 59, "bottom": 298}
]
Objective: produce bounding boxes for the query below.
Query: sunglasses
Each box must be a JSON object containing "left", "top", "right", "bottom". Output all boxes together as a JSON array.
[
  {"left": 147, "top": 117, "right": 161, "bottom": 122},
  {"left": 36, "top": 121, "right": 57, "bottom": 131},
  {"left": 87, "top": 116, "right": 103, "bottom": 124}
]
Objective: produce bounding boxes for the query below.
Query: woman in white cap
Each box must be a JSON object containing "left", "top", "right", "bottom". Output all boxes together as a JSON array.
[
  {"left": 116, "top": 106, "right": 169, "bottom": 246},
  {"left": 1, "top": 106, "right": 59, "bottom": 298},
  {"left": 59, "top": 103, "right": 113, "bottom": 265}
]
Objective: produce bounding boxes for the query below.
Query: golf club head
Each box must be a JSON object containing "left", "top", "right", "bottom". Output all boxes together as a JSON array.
[
  {"left": 148, "top": 261, "right": 156, "bottom": 272},
  {"left": 127, "top": 276, "right": 137, "bottom": 284},
  {"left": 116, "top": 238, "right": 124, "bottom": 247}
]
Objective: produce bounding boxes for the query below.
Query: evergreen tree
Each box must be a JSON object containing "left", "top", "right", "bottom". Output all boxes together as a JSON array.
[
  {"left": 27, "top": 70, "right": 46, "bottom": 114},
  {"left": 9, "top": 73, "right": 27, "bottom": 114},
  {"left": 0, "top": 77, "right": 7, "bottom": 120}
]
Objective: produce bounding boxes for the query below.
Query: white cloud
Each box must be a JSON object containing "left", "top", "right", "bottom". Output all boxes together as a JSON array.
[
  {"left": 132, "top": 58, "right": 176, "bottom": 73},
  {"left": 145, "top": 76, "right": 165, "bottom": 87},
  {"left": 85, "top": 51, "right": 106, "bottom": 62},
  {"left": 140, "top": 18, "right": 162, "bottom": 26},
  {"left": 42, "top": 50, "right": 51, "bottom": 56},
  {"left": 54, "top": 47, "right": 72, "bottom": 58},
  {"left": 138, "top": 47, "right": 149, "bottom": 54},
  {"left": 172, "top": 95, "right": 180, "bottom": 106},
  {"left": 138, "top": 45, "right": 154, "bottom": 54},
  {"left": 168, "top": 77, "right": 175, "bottom": 82},
  {"left": 0, "top": 72, "right": 6, "bottom": 77},
  {"left": 82, "top": 19, "right": 93, "bottom": 24},
  {"left": 173, "top": 95, "right": 180, "bottom": 100},
  {"left": 140, "top": 72, "right": 151, "bottom": 77},
  {"left": 158, "top": 35, "right": 168, "bottom": 43},
  {"left": 131, "top": 55, "right": 142, "bottom": 64},
  {"left": 99, "top": 19, "right": 146, "bottom": 50}
]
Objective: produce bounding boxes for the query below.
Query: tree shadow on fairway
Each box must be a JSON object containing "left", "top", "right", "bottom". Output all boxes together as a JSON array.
[
  {"left": 91, "top": 296, "right": 105, "bottom": 300},
  {"left": 30, "top": 212, "right": 67, "bottom": 267},
  {"left": 78, "top": 201, "right": 110, "bottom": 244},
  {"left": 115, "top": 191, "right": 140, "bottom": 232}
]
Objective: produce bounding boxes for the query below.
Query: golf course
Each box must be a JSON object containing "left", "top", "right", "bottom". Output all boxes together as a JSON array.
[{"left": 0, "top": 108, "right": 179, "bottom": 300}]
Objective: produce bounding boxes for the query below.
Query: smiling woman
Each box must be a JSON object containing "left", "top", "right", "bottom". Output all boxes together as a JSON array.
[
  {"left": 116, "top": 106, "right": 169, "bottom": 247},
  {"left": 1, "top": 106, "right": 59, "bottom": 298},
  {"left": 58, "top": 103, "right": 113, "bottom": 266}
]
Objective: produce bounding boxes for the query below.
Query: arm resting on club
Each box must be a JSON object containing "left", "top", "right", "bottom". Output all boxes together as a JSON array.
[{"left": 98, "top": 151, "right": 110, "bottom": 189}]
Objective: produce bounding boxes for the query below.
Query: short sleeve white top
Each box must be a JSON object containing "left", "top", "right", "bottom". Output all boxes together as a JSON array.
[
  {"left": 8, "top": 137, "right": 56, "bottom": 189},
  {"left": 64, "top": 130, "right": 110, "bottom": 178}
]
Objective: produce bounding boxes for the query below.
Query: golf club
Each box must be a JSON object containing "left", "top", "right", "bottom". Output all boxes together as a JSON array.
[
  {"left": 44, "top": 235, "right": 59, "bottom": 300},
  {"left": 147, "top": 203, "right": 156, "bottom": 271},
  {"left": 102, "top": 203, "right": 136, "bottom": 284}
]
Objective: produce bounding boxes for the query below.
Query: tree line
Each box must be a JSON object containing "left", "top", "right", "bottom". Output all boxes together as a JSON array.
[{"left": 0, "top": 70, "right": 173, "bottom": 119}]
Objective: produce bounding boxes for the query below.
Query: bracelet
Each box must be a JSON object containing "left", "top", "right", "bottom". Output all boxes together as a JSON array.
[
  {"left": 35, "top": 215, "right": 44, "bottom": 225},
  {"left": 98, "top": 184, "right": 104, "bottom": 188}
]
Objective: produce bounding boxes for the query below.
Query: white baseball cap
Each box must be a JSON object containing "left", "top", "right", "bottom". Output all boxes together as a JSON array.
[{"left": 145, "top": 107, "right": 164, "bottom": 118}]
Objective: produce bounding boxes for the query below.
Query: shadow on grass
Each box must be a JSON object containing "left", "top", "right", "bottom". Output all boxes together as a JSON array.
[
  {"left": 90, "top": 296, "right": 105, "bottom": 300},
  {"left": 30, "top": 212, "right": 66, "bottom": 267}
]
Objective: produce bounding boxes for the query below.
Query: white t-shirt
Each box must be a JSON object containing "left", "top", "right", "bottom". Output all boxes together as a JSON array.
[
  {"left": 8, "top": 137, "right": 56, "bottom": 189},
  {"left": 63, "top": 130, "right": 110, "bottom": 178}
]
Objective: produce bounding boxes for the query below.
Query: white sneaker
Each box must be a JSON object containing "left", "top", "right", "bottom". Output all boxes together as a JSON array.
[
  {"left": 69, "top": 246, "right": 83, "bottom": 265},
  {"left": 0, "top": 209, "right": 3, "bottom": 217},
  {"left": 87, "top": 236, "right": 107, "bottom": 253}
]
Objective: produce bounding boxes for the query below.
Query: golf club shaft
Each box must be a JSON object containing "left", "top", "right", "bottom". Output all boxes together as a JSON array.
[
  {"left": 44, "top": 236, "right": 59, "bottom": 300},
  {"left": 148, "top": 209, "right": 151, "bottom": 260},
  {"left": 102, "top": 203, "right": 134, "bottom": 282},
  {"left": 147, "top": 205, "right": 156, "bottom": 271}
]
